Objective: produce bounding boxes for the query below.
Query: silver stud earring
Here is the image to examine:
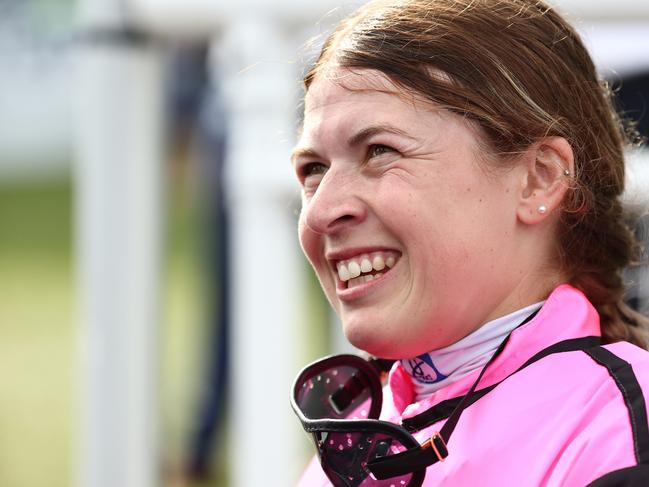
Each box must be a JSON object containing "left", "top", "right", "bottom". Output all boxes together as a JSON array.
[
  {"left": 563, "top": 169, "right": 571, "bottom": 177},
  {"left": 538, "top": 205, "right": 548, "bottom": 214}
]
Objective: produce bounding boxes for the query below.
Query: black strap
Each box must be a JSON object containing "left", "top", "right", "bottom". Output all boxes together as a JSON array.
[
  {"left": 583, "top": 347, "right": 649, "bottom": 466},
  {"left": 371, "top": 339, "right": 649, "bottom": 480},
  {"left": 367, "top": 335, "right": 601, "bottom": 479},
  {"left": 587, "top": 465, "right": 649, "bottom": 486},
  {"left": 397, "top": 309, "right": 539, "bottom": 433},
  {"left": 436, "top": 308, "right": 543, "bottom": 440},
  {"left": 402, "top": 336, "right": 601, "bottom": 432}
]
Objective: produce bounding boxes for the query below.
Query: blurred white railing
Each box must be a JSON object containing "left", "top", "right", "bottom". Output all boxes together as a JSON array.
[{"left": 75, "top": 1, "right": 165, "bottom": 486}]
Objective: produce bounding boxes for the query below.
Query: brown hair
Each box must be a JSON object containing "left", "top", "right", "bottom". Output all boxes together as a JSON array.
[{"left": 304, "top": 0, "right": 649, "bottom": 346}]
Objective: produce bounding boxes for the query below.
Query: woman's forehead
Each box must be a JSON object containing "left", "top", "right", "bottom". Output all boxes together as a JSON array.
[
  {"left": 299, "top": 75, "right": 430, "bottom": 148},
  {"left": 304, "top": 68, "right": 408, "bottom": 113}
]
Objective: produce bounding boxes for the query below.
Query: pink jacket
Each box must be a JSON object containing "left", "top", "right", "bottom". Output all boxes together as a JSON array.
[{"left": 298, "top": 285, "right": 649, "bottom": 486}]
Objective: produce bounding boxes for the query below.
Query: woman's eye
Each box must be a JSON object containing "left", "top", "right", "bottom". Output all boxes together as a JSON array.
[
  {"left": 367, "top": 144, "right": 394, "bottom": 159},
  {"left": 299, "top": 162, "right": 328, "bottom": 189},
  {"left": 302, "top": 162, "right": 327, "bottom": 178},
  {"left": 302, "top": 162, "right": 327, "bottom": 176}
]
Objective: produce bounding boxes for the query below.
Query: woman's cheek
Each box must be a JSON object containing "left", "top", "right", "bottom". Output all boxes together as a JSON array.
[
  {"left": 299, "top": 234, "right": 318, "bottom": 272},
  {"left": 298, "top": 221, "right": 330, "bottom": 285},
  {"left": 297, "top": 215, "right": 315, "bottom": 259}
]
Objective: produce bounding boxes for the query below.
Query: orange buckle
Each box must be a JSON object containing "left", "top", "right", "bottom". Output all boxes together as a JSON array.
[{"left": 423, "top": 432, "right": 448, "bottom": 462}]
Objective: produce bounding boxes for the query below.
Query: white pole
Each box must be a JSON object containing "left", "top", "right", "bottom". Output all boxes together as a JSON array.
[
  {"left": 75, "top": 0, "right": 165, "bottom": 485},
  {"left": 217, "top": 18, "right": 306, "bottom": 487}
]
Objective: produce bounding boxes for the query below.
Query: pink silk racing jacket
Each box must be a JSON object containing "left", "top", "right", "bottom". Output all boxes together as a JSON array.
[{"left": 297, "top": 284, "right": 649, "bottom": 486}]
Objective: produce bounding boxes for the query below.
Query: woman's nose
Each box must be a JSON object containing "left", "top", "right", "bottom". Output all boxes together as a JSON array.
[{"left": 302, "top": 170, "right": 367, "bottom": 236}]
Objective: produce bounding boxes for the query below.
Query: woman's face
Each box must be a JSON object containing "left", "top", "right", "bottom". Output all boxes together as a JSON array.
[{"left": 293, "top": 69, "right": 538, "bottom": 359}]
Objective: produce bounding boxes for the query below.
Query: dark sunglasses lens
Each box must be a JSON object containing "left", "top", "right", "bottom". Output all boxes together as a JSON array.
[
  {"left": 315, "top": 431, "right": 414, "bottom": 487},
  {"left": 297, "top": 365, "right": 373, "bottom": 419}
]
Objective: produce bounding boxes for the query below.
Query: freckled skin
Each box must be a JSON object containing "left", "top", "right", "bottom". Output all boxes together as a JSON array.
[{"left": 293, "top": 69, "right": 560, "bottom": 359}]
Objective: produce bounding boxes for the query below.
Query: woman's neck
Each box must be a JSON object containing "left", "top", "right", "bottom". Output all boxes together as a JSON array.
[{"left": 400, "top": 301, "right": 544, "bottom": 402}]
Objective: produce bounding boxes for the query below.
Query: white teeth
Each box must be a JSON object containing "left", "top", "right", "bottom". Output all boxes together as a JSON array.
[
  {"left": 348, "top": 261, "right": 361, "bottom": 279},
  {"left": 338, "top": 265, "right": 350, "bottom": 282},
  {"left": 336, "top": 252, "right": 399, "bottom": 284}
]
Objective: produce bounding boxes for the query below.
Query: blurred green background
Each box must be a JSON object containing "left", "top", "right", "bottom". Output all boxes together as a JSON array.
[
  {"left": 0, "top": 171, "right": 209, "bottom": 487},
  {"left": 0, "top": 0, "right": 329, "bottom": 481},
  {"left": 0, "top": 168, "right": 244, "bottom": 487},
  {"left": 0, "top": 165, "right": 327, "bottom": 487},
  {"left": 0, "top": 176, "right": 75, "bottom": 486}
]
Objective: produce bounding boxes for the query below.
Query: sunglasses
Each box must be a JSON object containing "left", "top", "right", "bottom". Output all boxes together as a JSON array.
[
  {"left": 290, "top": 308, "right": 601, "bottom": 487},
  {"left": 290, "top": 354, "right": 448, "bottom": 487}
]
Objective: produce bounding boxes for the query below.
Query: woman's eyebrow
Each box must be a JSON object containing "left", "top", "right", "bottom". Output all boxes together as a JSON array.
[
  {"left": 290, "top": 124, "right": 415, "bottom": 164},
  {"left": 290, "top": 147, "right": 320, "bottom": 165},
  {"left": 347, "top": 124, "right": 416, "bottom": 147}
]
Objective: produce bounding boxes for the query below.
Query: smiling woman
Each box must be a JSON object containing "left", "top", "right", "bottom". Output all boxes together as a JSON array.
[
  {"left": 294, "top": 70, "right": 564, "bottom": 358},
  {"left": 289, "top": 1, "right": 649, "bottom": 486}
]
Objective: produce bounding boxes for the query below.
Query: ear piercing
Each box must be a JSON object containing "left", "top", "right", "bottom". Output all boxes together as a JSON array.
[{"left": 536, "top": 169, "right": 568, "bottom": 216}]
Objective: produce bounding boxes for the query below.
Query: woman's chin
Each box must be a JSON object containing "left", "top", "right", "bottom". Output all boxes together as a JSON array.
[{"left": 344, "top": 324, "right": 404, "bottom": 359}]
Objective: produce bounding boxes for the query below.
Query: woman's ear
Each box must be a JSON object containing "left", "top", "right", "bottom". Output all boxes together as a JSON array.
[{"left": 517, "top": 137, "right": 574, "bottom": 225}]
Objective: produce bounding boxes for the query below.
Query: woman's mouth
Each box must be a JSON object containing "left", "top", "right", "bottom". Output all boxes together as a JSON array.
[{"left": 335, "top": 251, "right": 400, "bottom": 289}]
